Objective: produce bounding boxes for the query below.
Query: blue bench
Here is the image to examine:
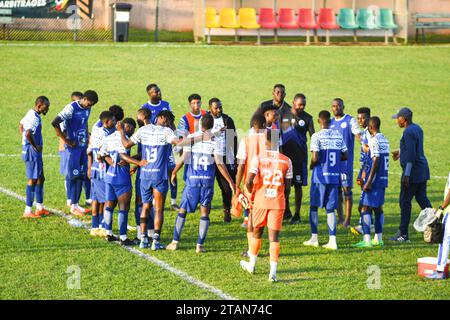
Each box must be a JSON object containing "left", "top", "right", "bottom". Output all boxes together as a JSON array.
[{"left": 414, "top": 13, "right": 450, "bottom": 43}]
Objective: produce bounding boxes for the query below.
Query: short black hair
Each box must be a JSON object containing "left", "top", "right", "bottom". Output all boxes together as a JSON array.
[
  {"left": 357, "top": 107, "right": 371, "bottom": 117},
  {"left": 109, "top": 105, "right": 124, "bottom": 121},
  {"left": 208, "top": 97, "right": 221, "bottom": 106},
  {"left": 35, "top": 96, "right": 50, "bottom": 106},
  {"left": 83, "top": 90, "right": 99, "bottom": 104},
  {"left": 333, "top": 98, "right": 344, "bottom": 108},
  {"left": 71, "top": 91, "right": 83, "bottom": 99},
  {"left": 318, "top": 110, "right": 331, "bottom": 124},
  {"left": 123, "top": 117, "right": 137, "bottom": 128},
  {"left": 157, "top": 110, "right": 175, "bottom": 124},
  {"left": 146, "top": 83, "right": 159, "bottom": 92},
  {"left": 250, "top": 113, "right": 266, "bottom": 129},
  {"left": 201, "top": 113, "right": 214, "bottom": 130},
  {"left": 100, "top": 110, "right": 114, "bottom": 121},
  {"left": 137, "top": 108, "right": 151, "bottom": 120},
  {"left": 273, "top": 84, "right": 285, "bottom": 90},
  {"left": 261, "top": 104, "right": 278, "bottom": 114},
  {"left": 188, "top": 94, "right": 201, "bottom": 102},
  {"left": 294, "top": 93, "right": 306, "bottom": 105},
  {"left": 369, "top": 116, "right": 381, "bottom": 130}
]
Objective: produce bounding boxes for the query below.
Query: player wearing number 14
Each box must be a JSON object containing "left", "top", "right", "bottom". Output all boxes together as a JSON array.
[{"left": 304, "top": 111, "right": 348, "bottom": 250}]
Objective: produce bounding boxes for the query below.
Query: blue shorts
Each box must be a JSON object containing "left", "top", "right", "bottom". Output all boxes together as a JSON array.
[
  {"left": 59, "top": 150, "right": 69, "bottom": 176},
  {"left": 310, "top": 183, "right": 339, "bottom": 211},
  {"left": 25, "top": 157, "right": 43, "bottom": 180},
  {"left": 140, "top": 179, "right": 168, "bottom": 204},
  {"left": 180, "top": 186, "right": 214, "bottom": 213},
  {"left": 339, "top": 170, "right": 354, "bottom": 188},
  {"left": 66, "top": 147, "right": 88, "bottom": 180},
  {"left": 105, "top": 183, "right": 132, "bottom": 202},
  {"left": 91, "top": 178, "right": 106, "bottom": 203},
  {"left": 168, "top": 152, "right": 176, "bottom": 170},
  {"left": 360, "top": 188, "right": 385, "bottom": 208}
]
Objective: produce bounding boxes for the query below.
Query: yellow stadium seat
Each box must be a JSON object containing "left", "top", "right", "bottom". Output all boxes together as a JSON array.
[
  {"left": 220, "top": 8, "right": 239, "bottom": 28},
  {"left": 238, "top": 8, "right": 260, "bottom": 29},
  {"left": 205, "top": 7, "right": 220, "bottom": 28}
]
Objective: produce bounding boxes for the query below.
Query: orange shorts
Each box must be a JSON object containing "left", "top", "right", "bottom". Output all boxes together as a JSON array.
[{"left": 251, "top": 207, "right": 284, "bottom": 231}]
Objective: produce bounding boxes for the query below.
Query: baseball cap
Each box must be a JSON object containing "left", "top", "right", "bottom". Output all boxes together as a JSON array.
[{"left": 392, "top": 107, "right": 412, "bottom": 119}]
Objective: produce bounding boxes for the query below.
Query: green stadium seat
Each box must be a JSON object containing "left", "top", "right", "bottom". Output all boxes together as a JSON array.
[
  {"left": 379, "top": 8, "right": 397, "bottom": 29},
  {"left": 357, "top": 8, "right": 379, "bottom": 29},
  {"left": 338, "top": 8, "right": 358, "bottom": 29}
]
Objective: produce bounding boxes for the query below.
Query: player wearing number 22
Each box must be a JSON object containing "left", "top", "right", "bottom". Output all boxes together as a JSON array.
[
  {"left": 304, "top": 111, "right": 348, "bottom": 250},
  {"left": 354, "top": 117, "right": 389, "bottom": 248},
  {"left": 240, "top": 129, "right": 293, "bottom": 282},
  {"left": 166, "top": 114, "right": 236, "bottom": 253}
]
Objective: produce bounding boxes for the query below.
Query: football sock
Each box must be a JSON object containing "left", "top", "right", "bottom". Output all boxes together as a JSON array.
[
  {"left": 92, "top": 214, "right": 99, "bottom": 229},
  {"left": 361, "top": 211, "right": 372, "bottom": 239},
  {"left": 147, "top": 207, "right": 155, "bottom": 230},
  {"left": 270, "top": 261, "right": 278, "bottom": 277},
  {"left": 25, "top": 185, "right": 35, "bottom": 208},
  {"left": 244, "top": 209, "right": 249, "bottom": 218},
  {"left": 170, "top": 179, "right": 177, "bottom": 201},
  {"left": 197, "top": 216, "right": 210, "bottom": 245},
  {"left": 374, "top": 210, "right": 384, "bottom": 234},
  {"left": 173, "top": 213, "right": 186, "bottom": 242},
  {"left": 35, "top": 184, "right": 44, "bottom": 207},
  {"left": 327, "top": 212, "right": 337, "bottom": 236},
  {"left": 65, "top": 176, "right": 71, "bottom": 203},
  {"left": 269, "top": 241, "right": 280, "bottom": 263},
  {"left": 118, "top": 210, "right": 128, "bottom": 238},
  {"left": 152, "top": 232, "right": 160, "bottom": 242},
  {"left": 309, "top": 207, "right": 319, "bottom": 234},
  {"left": 104, "top": 207, "right": 113, "bottom": 232}
]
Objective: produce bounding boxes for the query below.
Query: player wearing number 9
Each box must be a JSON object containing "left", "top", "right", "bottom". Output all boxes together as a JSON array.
[
  {"left": 303, "top": 110, "right": 348, "bottom": 251},
  {"left": 166, "top": 114, "right": 236, "bottom": 253}
]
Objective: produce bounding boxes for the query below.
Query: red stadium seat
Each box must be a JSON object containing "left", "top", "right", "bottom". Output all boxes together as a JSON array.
[
  {"left": 259, "top": 8, "right": 279, "bottom": 29},
  {"left": 278, "top": 8, "right": 299, "bottom": 29},
  {"left": 298, "top": 8, "right": 318, "bottom": 29},
  {"left": 318, "top": 8, "right": 340, "bottom": 29}
]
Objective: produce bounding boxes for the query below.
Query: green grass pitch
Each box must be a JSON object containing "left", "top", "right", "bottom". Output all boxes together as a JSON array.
[{"left": 0, "top": 43, "right": 449, "bottom": 300}]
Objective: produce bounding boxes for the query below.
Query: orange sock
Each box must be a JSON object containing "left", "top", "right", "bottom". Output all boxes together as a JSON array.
[
  {"left": 269, "top": 241, "right": 280, "bottom": 262},
  {"left": 250, "top": 237, "right": 262, "bottom": 256}
]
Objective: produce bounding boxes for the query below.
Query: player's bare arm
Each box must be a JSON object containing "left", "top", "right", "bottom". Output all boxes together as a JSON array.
[
  {"left": 87, "top": 150, "right": 93, "bottom": 179},
  {"left": 51, "top": 116, "right": 76, "bottom": 148},
  {"left": 119, "top": 153, "right": 142, "bottom": 167},
  {"left": 171, "top": 152, "right": 186, "bottom": 186},
  {"left": 25, "top": 129, "right": 41, "bottom": 153},
  {"left": 341, "top": 150, "right": 348, "bottom": 161},
  {"left": 116, "top": 121, "right": 135, "bottom": 149},
  {"left": 310, "top": 150, "right": 319, "bottom": 170},
  {"left": 235, "top": 162, "right": 245, "bottom": 195}
]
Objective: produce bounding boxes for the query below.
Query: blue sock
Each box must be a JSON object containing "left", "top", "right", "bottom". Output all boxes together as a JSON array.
[
  {"left": 118, "top": 210, "right": 128, "bottom": 237},
  {"left": 135, "top": 204, "right": 142, "bottom": 226},
  {"left": 104, "top": 207, "right": 113, "bottom": 231},
  {"left": 374, "top": 210, "right": 384, "bottom": 234},
  {"left": 327, "top": 212, "right": 337, "bottom": 236},
  {"left": 309, "top": 207, "right": 318, "bottom": 234},
  {"left": 26, "top": 185, "right": 36, "bottom": 207},
  {"left": 197, "top": 216, "right": 210, "bottom": 245},
  {"left": 99, "top": 212, "right": 104, "bottom": 228},
  {"left": 147, "top": 207, "right": 155, "bottom": 230},
  {"left": 84, "top": 178, "right": 91, "bottom": 200},
  {"left": 170, "top": 180, "right": 177, "bottom": 200},
  {"left": 92, "top": 215, "right": 99, "bottom": 228},
  {"left": 65, "top": 176, "right": 71, "bottom": 201},
  {"left": 35, "top": 184, "right": 44, "bottom": 204},
  {"left": 361, "top": 211, "right": 372, "bottom": 235},
  {"left": 173, "top": 213, "right": 186, "bottom": 241},
  {"left": 244, "top": 209, "right": 249, "bottom": 218}
]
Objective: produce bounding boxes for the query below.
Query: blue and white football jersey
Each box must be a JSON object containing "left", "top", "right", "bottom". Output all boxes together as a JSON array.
[
  {"left": 183, "top": 132, "right": 222, "bottom": 187},
  {"left": 141, "top": 100, "right": 171, "bottom": 125},
  {"left": 57, "top": 101, "right": 91, "bottom": 149},
  {"left": 360, "top": 127, "right": 371, "bottom": 165},
  {"left": 130, "top": 124, "right": 177, "bottom": 181},
  {"left": 100, "top": 131, "right": 132, "bottom": 186},
  {"left": 20, "top": 109, "right": 42, "bottom": 161},
  {"left": 330, "top": 114, "right": 359, "bottom": 176},
  {"left": 310, "top": 129, "right": 348, "bottom": 185},
  {"left": 88, "top": 123, "right": 112, "bottom": 180},
  {"left": 367, "top": 133, "right": 390, "bottom": 188}
]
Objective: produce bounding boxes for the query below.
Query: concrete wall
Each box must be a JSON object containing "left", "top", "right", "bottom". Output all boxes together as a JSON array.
[{"left": 93, "top": 0, "right": 450, "bottom": 35}]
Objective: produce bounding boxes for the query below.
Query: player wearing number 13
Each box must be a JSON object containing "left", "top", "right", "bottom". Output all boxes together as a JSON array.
[{"left": 304, "top": 111, "right": 348, "bottom": 250}]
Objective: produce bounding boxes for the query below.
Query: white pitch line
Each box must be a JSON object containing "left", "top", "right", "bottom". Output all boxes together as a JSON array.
[{"left": 0, "top": 185, "right": 237, "bottom": 301}]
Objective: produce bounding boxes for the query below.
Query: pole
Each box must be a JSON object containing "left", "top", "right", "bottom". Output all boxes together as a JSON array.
[{"left": 154, "top": 0, "right": 160, "bottom": 42}]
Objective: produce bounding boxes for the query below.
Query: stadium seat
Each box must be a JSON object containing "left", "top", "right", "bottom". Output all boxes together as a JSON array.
[
  {"left": 238, "top": 8, "right": 261, "bottom": 44},
  {"left": 206, "top": 7, "right": 220, "bottom": 28},
  {"left": 379, "top": 8, "right": 397, "bottom": 29},
  {"left": 338, "top": 8, "right": 358, "bottom": 29},
  {"left": 356, "top": 8, "right": 379, "bottom": 29},
  {"left": 318, "top": 8, "right": 340, "bottom": 45},
  {"left": 297, "top": 8, "right": 318, "bottom": 45},
  {"left": 205, "top": 7, "right": 220, "bottom": 44},
  {"left": 278, "top": 8, "right": 299, "bottom": 29},
  {"left": 258, "top": 8, "right": 279, "bottom": 29},
  {"left": 220, "top": 8, "right": 239, "bottom": 29}
]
